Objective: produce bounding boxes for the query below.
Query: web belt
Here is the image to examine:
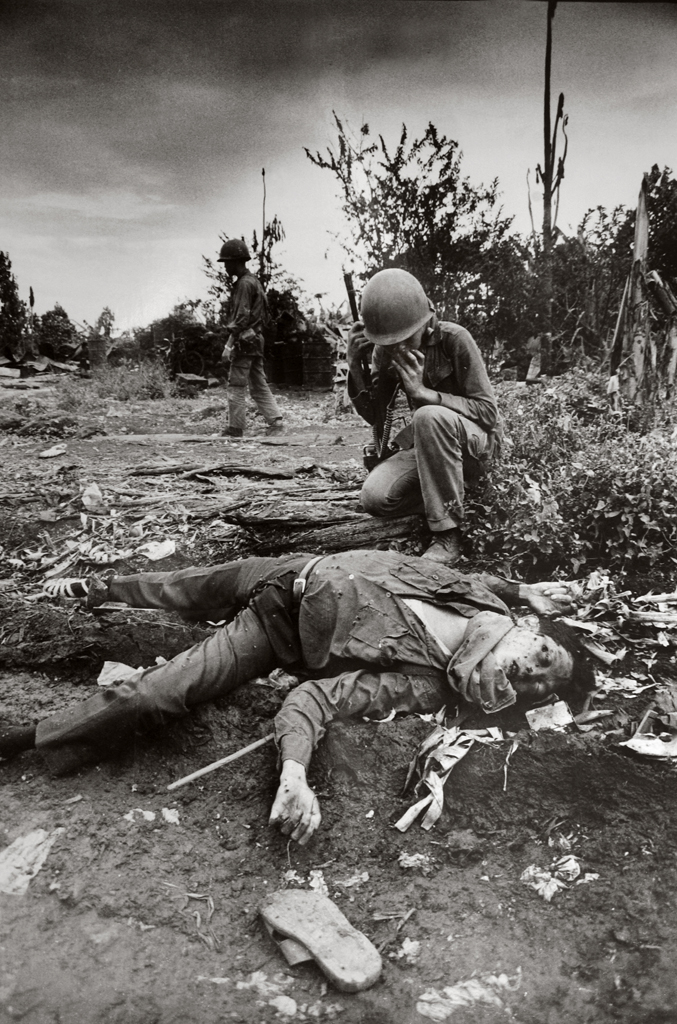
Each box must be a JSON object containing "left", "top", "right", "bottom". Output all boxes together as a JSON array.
[{"left": 292, "top": 555, "right": 324, "bottom": 605}]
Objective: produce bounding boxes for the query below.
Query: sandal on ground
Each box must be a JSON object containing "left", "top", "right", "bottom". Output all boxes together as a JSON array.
[
  {"left": 43, "top": 578, "right": 91, "bottom": 599},
  {"left": 43, "top": 575, "right": 110, "bottom": 607},
  {"left": 259, "top": 890, "right": 382, "bottom": 992}
]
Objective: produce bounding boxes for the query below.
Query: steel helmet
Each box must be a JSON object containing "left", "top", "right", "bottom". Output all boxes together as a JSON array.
[
  {"left": 360, "top": 269, "right": 432, "bottom": 346},
  {"left": 217, "top": 238, "right": 251, "bottom": 262}
]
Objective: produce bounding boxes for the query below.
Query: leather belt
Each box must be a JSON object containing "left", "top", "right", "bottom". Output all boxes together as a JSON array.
[{"left": 292, "top": 555, "right": 324, "bottom": 605}]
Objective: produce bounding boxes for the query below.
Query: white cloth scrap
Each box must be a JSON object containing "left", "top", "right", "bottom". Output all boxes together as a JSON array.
[
  {"left": 136, "top": 539, "right": 176, "bottom": 561},
  {"left": 395, "top": 725, "right": 502, "bottom": 832},
  {"left": 97, "top": 661, "right": 143, "bottom": 687},
  {"left": 0, "top": 828, "right": 65, "bottom": 896}
]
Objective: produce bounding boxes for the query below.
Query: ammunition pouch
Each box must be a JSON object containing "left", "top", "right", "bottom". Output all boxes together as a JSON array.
[
  {"left": 363, "top": 443, "right": 399, "bottom": 473},
  {"left": 232, "top": 328, "right": 264, "bottom": 358}
]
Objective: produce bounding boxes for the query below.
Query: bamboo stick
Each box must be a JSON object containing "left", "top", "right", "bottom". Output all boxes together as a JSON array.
[{"left": 167, "top": 734, "right": 274, "bottom": 791}]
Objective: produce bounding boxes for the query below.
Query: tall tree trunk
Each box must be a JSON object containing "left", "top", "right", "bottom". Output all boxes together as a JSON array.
[
  {"left": 542, "top": 0, "right": 555, "bottom": 333},
  {"left": 611, "top": 175, "right": 677, "bottom": 416},
  {"left": 618, "top": 177, "right": 650, "bottom": 404}
]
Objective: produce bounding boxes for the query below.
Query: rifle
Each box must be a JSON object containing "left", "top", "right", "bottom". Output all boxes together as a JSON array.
[
  {"left": 344, "top": 270, "right": 374, "bottom": 390},
  {"left": 343, "top": 272, "right": 399, "bottom": 470},
  {"left": 343, "top": 271, "right": 360, "bottom": 323}
]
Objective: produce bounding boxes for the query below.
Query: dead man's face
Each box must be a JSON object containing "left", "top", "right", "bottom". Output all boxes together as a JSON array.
[{"left": 492, "top": 628, "right": 574, "bottom": 700}]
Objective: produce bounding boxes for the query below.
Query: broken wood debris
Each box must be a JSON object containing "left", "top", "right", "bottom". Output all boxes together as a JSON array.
[
  {"left": 627, "top": 610, "right": 677, "bottom": 626},
  {"left": 128, "top": 460, "right": 300, "bottom": 480},
  {"left": 106, "top": 434, "right": 216, "bottom": 443}
]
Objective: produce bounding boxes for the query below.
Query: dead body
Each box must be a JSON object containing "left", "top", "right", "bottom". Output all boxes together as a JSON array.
[{"left": 3, "top": 551, "right": 594, "bottom": 844}]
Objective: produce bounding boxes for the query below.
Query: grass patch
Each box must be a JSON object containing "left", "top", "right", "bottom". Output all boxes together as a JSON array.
[
  {"left": 55, "top": 363, "right": 175, "bottom": 411},
  {"left": 90, "top": 363, "right": 175, "bottom": 401}
]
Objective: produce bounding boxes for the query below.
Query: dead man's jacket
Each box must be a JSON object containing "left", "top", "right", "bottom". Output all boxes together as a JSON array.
[{"left": 275, "top": 550, "right": 519, "bottom": 766}]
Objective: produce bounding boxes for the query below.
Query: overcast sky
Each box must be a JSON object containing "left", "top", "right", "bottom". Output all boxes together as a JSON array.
[{"left": 1, "top": 1, "right": 676, "bottom": 330}]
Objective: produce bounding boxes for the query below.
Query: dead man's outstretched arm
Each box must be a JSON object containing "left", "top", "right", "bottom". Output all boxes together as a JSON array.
[
  {"left": 477, "top": 573, "right": 577, "bottom": 617},
  {"left": 268, "top": 667, "right": 447, "bottom": 845}
]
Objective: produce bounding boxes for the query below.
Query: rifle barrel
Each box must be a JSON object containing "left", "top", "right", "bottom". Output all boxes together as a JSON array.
[{"left": 343, "top": 272, "right": 359, "bottom": 322}]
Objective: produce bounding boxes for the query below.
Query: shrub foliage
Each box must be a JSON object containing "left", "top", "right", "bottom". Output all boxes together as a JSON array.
[{"left": 467, "top": 371, "right": 677, "bottom": 574}]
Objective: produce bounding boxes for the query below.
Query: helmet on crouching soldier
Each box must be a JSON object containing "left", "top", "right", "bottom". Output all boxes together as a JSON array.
[
  {"left": 360, "top": 268, "right": 433, "bottom": 346},
  {"left": 217, "top": 239, "right": 251, "bottom": 262}
]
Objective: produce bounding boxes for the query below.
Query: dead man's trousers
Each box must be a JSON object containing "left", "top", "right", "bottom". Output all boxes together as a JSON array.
[{"left": 35, "top": 556, "right": 310, "bottom": 769}]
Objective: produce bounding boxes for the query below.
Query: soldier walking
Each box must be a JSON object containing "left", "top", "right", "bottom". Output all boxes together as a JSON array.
[{"left": 217, "top": 238, "right": 283, "bottom": 437}]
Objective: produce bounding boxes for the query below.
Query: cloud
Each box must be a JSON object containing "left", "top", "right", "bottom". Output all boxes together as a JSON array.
[
  {"left": 20, "top": 190, "right": 176, "bottom": 222},
  {"left": 1, "top": 1, "right": 676, "bottom": 328}
]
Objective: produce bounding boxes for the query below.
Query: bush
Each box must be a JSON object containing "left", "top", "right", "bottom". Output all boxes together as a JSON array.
[
  {"left": 90, "top": 363, "right": 175, "bottom": 401},
  {"left": 132, "top": 302, "right": 226, "bottom": 379},
  {"left": 466, "top": 370, "right": 677, "bottom": 575},
  {"left": 55, "top": 376, "right": 87, "bottom": 413}
]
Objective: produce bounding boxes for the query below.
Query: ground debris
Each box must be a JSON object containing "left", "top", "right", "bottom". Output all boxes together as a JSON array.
[
  {"left": 396, "top": 722, "right": 503, "bottom": 832},
  {"left": 162, "top": 882, "right": 220, "bottom": 951},
  {"left": 526, "top": 701, "right": 575, "bottom": 732},
  {"left": 618, "top": 704, "right": 677, "bottom": 759},
  {"left": 416, "top": 969, "right": 522, "bottom": 1019},
  {"left": 520, "top": 853, "right": 597, "bottom": 902}
]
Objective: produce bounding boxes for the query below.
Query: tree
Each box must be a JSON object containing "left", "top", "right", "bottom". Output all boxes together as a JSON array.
[
  {"left": 548, "top": 205, "right": 633, "bottom": 364},
  {"left": 36, "top": 303, "right": 79, "bottom": 361},
  {"left": 0, "top": 250, "right": 27, "bottom": 360},
  {"left": 306, "top": 114, "right": 535, "bottom": 359},
  {"left": 92, "top": 307, "right": 115, "bottom": 338},
  {"left": 645, "top": 164, "right": 677, "bottom": 283},
  {"left": 251, "top": 215, "right": 287, "bottom": 290},
  {"left": 535, "top": 2, "right": 569, "bottom": 330},
  {"left": 306, "top": 116, "right": 512, "bottom": 298},
  {"left": 305, "top": 112, "right": 641, "bottom": 373},
  {"left": 609, "top": 166, "right": 677, "bottom": 417}
]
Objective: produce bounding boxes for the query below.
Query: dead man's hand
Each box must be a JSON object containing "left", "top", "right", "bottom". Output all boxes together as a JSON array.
[
  {"left": 269, "top": 759, "right": 321, "bottom": 846},
  {"left": 519, "top": 581, "right": 577, "bottom": 617}
]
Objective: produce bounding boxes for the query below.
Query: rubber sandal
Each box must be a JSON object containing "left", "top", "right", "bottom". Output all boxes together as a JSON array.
[
  {"left": 43, "top": 574, "right": 110, "bottom": 607},
  {"left": 259, "top": 890, "right": 382, "bottom": 992}
]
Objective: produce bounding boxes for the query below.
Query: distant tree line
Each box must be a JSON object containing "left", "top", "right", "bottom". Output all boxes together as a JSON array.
[
  {"left": 0, "top": 250, "right": 118, "bottom": 366},
  {"left": 3, "top": 122, "right": 677, "bottom": 381}
]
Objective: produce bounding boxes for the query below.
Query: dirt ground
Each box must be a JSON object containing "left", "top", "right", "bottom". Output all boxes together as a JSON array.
[{"left": 2, "top": 374, "right": 677, "bottom": 1024}]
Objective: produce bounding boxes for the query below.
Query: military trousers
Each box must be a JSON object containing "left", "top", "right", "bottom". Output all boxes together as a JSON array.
[{"left": 359, "top": 405, "right": 488, "bottom": 532}]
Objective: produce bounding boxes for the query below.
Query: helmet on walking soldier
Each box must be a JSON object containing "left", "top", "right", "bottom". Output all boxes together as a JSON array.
[
  {"left": 360, "top": 269, "right": 432, "bottom": 346},
  {"left": 217, "top": 239, "right": 251, "bottom": 262}
]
